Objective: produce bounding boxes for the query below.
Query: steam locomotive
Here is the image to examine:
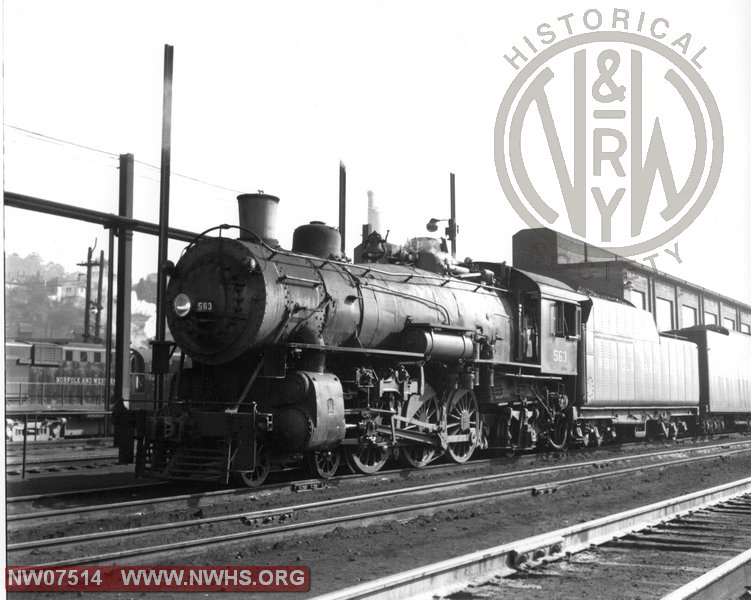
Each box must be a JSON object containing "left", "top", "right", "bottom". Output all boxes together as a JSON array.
[{"left": 135, "top": 194, "right": 751, "bottom": 486}]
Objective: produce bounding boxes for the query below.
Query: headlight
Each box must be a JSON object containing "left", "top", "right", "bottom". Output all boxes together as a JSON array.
[
  {"left": 173, "top": 293, "right": 191, "bottom": 318},
  {"left": 242, "top": 256, "right": 257, "bottom": 272}
]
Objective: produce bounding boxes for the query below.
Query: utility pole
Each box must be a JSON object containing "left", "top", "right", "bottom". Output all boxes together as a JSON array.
[
  {"left": 77, "top": 243, "right": 101, "bottom": 342},
  {"left": 94, "top": 250, "right": 105, "bottom": 341}
]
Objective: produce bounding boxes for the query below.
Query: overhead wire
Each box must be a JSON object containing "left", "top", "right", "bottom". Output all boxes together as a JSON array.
[
  {"left": 5, "top": 125, "right": 120, "bottom": 158},
  {"left": 4, "top": 124, "right": 246, "bottom": 196}
]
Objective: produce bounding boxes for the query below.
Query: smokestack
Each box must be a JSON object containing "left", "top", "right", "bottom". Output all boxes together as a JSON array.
[
  {"left": 367, "top": 190, "right": 381, "bottom": 234},
  {"left": 237, "top": 193, "right": 280, "bottom": 246}
]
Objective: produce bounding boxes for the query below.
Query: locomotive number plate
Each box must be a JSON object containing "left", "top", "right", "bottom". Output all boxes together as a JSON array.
[{"left": 196, "top": 301, "right": 214, "bottom": 312}]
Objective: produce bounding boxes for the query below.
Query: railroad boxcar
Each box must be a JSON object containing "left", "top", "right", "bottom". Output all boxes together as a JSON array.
[{"left": 672, "top": 325, "right": 751, "bottom": 432}]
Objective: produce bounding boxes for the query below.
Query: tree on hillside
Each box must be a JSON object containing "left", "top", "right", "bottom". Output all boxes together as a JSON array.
[
  {"left": 5, "top": 253, "right": 87, "bottom": 340},
  {"left": 6, "top": 252, "right": 66, "bottom": 282},
  {"left": 5, "top": 275, "right": 56, "bottom": 338},
  {"left": 133, "top": 275, "right": 158, "bottom": 304}
]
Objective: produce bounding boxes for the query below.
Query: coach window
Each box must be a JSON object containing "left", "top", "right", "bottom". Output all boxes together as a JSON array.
[
  {"left": 655, "top": 297, "right": 674, "bottom": 331},
  {"left": 93, "top": 352, "right": 102, "bottom": 363},
  {"left": 723, "top": 317, "right": 736, "bottom": 331},
  {"left": 130, "top": 352, "right": 146, "bottom": 374},
  {"left": 741, "top": 323, "right": 751, "bottom": 334},
  {"left": 552, "top": 302, "right": 581, "bottom": 338},
  {"left": 65, "top": 350, "right": 73, "bottom": 361},
  {"left": 704, "top": 311, "right": 718, "bottom": 325},
  {"left": 629, "top": 289, "right": 647, "bottom": 310},
  {"left": 681, "top": 305, "right": 697, "bottom": 327},
  {"left": 80, "top": 351, "right": 88, "bottom": 362}
]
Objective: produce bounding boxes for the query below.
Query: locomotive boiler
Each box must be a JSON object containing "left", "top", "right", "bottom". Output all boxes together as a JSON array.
[{"left": 137, "top": 194, "right": 592, "bottom": 486}]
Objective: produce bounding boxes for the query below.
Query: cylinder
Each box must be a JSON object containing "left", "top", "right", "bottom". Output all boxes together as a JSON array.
[
  {"left": 237, "top": 193, "right": 280, "bottom": 246},
  {"left": 278, "top": 371, "right": 310, "bottom": 404},
  {"left": 402, "top": 329, "right": 474, "bottom": 360},
  {"left": 292, "top": 221, "right": 344, "bottom": 260},
  {"left": 275, "top": 408, "right": 313, "bottom": 451},
  {"left": 273, "top": 371, "right": 345, "bottom": 452}
]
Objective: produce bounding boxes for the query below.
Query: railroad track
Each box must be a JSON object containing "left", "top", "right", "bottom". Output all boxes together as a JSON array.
[
  {"left": 7, "top": 434, "right": 747, "bottom": 505},
  {"left": 5, "top": 452, "right": 121, "bottom": 477},
  {"left": 6, "top": 482, "right": 168, "bottom": 505},
  {"left": 6, "top": 451, "right": 119, "bottom": 466},
  {"left": 9, "top": 440, "right": 751, "bottom": 568},
  {"left": 7, "top": 431, "right": 747, "bottom": 488},
  {"left": 10, "top": 438, "right": 750, "bottom": 520},
  {"left": 312, "top": 477, "right": 751, "bottom": 600},
  {"left": 6, "top": 437, "right": 113, "bottom": 449}
]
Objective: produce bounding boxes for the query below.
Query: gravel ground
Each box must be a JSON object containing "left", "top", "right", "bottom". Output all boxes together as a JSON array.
[{"left": 7, "top": 437, "right": 751, "bottom": 599}]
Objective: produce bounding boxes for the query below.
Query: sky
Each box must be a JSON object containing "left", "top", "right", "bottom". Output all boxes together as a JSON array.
[{"left": 3, "top": 0, "right": 751, "bottom": 304}]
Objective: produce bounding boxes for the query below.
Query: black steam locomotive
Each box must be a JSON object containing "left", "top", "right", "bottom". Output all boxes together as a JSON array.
[{"left": 135, "top": 194, "right": 751, "bottom": 486}]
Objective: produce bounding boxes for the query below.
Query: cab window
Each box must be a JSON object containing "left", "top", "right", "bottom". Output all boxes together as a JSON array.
[{"left": 552, "top": 302, "right": 581, "bottom": 338}]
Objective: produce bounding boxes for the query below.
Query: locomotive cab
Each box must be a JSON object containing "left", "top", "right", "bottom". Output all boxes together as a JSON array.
[{"left": 507, "top": 269, "right": 590, "bottom": 375}]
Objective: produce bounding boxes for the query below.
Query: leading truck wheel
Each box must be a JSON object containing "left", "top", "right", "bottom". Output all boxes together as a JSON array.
[
  {"left": 445, "top": 388, "right": 479, "bottom": 464},
  {"left": 233, "top": 442, "right": 270, "bottom": 488},
  {"left": 306, "top": 449, "right": 341, "bottom": 479}
]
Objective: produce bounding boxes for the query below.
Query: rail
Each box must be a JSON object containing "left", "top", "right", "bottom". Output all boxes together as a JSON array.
[
  {"left": 311, "top": 477, "right": 751, "bottom": 600},
  {"left": 661, "top": 547, "right": 751, "bottom": 600},
  {"left": 9, "top": 441, "right": 751, "bottom": 566},
  {"left": 13, "top": 440, "right": 747, "bottom": 523}
]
